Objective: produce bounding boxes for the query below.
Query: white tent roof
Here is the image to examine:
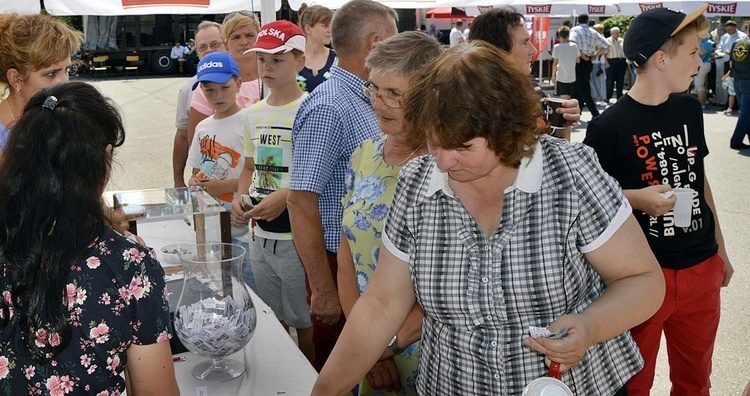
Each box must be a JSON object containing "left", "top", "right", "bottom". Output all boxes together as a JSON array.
[
  {"left": 287, "top": 0, "right": 438, "bottom": 9},
  {"left": 444, "top": 0, "right": 748, "bottom": 16},
  {"left": 0, "top": 0, "right": 42, "bottom": 14},
  {"left": 42, "top": 0, "right": 281, "bottom": 16},
  {"left": 458, "top": 0, "right": 621, "bottom": 16},
  {"left": 4, "top": 0, "right": 746, "bottom": 18},
  {"left": 615, "top": 1, "right": 750, "bottom": 16}
]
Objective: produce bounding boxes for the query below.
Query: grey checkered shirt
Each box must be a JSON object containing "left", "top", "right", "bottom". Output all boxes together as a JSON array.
[
  {"left": 570, "top": 24, "right": 609, "bottom": 57},
  {"left": 383, "top": 136, "right": 643, "bottom": 395}
]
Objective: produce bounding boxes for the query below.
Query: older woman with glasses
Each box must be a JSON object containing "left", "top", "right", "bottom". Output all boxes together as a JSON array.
[
  {"left": 336, "top": 31, "right": 441, "bottom": 396},
  {"left": 314, "top": 41, "right": 665, "bottom": 395},
  {"left": 187, "top": 10, "right": 263, "bottom": 146}
]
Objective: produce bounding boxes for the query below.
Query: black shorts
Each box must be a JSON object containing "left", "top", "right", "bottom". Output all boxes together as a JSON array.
[{"left": 556, "top": 81, "right": 575, "bottom": 96}]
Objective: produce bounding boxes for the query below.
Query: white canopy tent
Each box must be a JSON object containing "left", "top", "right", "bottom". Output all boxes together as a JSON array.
[
  {"left": 459, "top": 0, "right": 622, "bottom": 16},
  {"left": 0, "top": 0, "right": 41, "bottom": 14},
  {"left": 286, "top": 0, "right": 439, "bottom": 9},
  {"left": 614, "top": 1, "right": 750, "bottom": 16},
  {"left": 42, "top": 0, "right": 280, "bottom": 16},
  {"left": 458, "top": 0, "right": 749, "bottom": 17}
]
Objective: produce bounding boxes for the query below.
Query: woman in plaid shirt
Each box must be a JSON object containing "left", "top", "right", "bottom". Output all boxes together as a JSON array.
[{"left": 312, "top": 41, "right": 665, "bottom": 395}]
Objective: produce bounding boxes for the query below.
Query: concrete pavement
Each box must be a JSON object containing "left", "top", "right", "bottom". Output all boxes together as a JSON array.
[{"left": 93, "top": 75, "right": 749, "bottom": 395}]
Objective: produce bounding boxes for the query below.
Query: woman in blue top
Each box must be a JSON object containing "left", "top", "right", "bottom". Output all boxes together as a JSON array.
[
  {"left": 297, "top": 4, "right": 338, "bottom": 92},
  {"left": 0, "top": 13, "right": 82, "bottom": 156}
]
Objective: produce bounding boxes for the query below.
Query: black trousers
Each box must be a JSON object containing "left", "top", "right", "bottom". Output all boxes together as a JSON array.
[
  {"left": 606, "top": 58, "right": 627, "bottom": 100},
  {"left": 573, "top": 58, "right": 599, "bottom": 116}
]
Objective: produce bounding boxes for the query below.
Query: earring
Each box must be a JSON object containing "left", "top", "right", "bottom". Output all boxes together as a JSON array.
[{"left": 14, "top": 86, "right": 20, "bottom": 93}]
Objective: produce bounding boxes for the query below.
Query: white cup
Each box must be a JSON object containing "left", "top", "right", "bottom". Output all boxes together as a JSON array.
[
  {"left": 523, "top": 377, "right": 574, "bottom": 396},
  {"left": 672, "top": 187, "right": 694, "bottom": 228}
]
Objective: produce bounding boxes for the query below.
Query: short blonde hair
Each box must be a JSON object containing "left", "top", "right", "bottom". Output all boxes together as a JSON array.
[
  {"left": 222, "top": 12, "right": 261, "bottom": 41},
  {"left": 0, "top": 13, "right": 83, "bottom": 89}
]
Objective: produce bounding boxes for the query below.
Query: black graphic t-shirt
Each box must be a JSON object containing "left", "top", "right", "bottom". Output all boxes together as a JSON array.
[
  {"left": 731, "top": 37, "right": 750, "bottom": 81},
  {"left": 584, "top": 93, "right": 718, "bottom": 269}
]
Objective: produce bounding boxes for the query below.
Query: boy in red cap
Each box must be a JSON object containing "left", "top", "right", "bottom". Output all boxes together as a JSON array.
[
  {"left": 584, "top": 5, "right": 734, "bottom": 395},
  {"left": 231, "top": 20, "right": 313, "bottom": 363}
]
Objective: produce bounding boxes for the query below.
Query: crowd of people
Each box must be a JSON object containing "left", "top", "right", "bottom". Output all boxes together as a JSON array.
[{"left": 0, "top": 2, "right": 741, "bottom": 395}]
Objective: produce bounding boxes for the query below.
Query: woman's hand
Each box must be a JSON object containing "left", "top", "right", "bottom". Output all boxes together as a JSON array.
[
  {"left": 103, "top": 205, "right": 144, "bottom": 234},
  {"left": 522, "top": 313, "right": 596, "bottom": 373},
  {"left": 247, "top": 190, "right": 287, "bottom": 222}
]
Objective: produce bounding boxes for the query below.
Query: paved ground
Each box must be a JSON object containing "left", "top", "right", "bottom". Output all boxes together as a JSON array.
[{"left": 93, "top": 75, "right": 749, "bottom": 395}]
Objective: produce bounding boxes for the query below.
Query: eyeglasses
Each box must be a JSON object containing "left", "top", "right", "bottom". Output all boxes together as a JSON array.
[
  {"left": 197, "top": 40, "right": 223, "bottom": 53},
  {"left": 223, "top": 10, "right": 259, "bottom": 24},
  {"left": 362, "top": 82, "right": 403, "bottom": 109}
]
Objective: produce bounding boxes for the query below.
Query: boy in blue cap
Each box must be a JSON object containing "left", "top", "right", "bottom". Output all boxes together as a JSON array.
[{"left": 187, "top": 51, "right": 256, "bottom": 290}]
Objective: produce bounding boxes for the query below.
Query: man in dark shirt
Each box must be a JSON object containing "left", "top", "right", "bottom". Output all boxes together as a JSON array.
[{"left": 729, "top": 25, "right": 750, "bottom": 149}]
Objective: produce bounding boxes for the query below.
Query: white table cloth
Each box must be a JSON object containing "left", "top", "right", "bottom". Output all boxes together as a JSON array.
[
  {"left": 173, "top": 289, "right": 317, "bottom": 395},
  {"left": 136, "top": 220, "right": 318, "bottom": 395}
]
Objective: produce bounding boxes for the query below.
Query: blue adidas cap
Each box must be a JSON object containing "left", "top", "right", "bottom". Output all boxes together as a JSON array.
[{"left": 192, "top": 52, "right": 240, "bottom": 91}]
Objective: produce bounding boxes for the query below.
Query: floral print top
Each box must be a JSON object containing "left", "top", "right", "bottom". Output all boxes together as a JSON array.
[
  {"left": 0, "top": 227, "right": 172, "bottom": 395},
  {"left": 342, "top": 136, "right": 420, "bottom": 395}
]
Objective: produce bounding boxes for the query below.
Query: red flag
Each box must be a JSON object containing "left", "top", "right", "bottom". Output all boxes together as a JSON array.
[{"left": 531, "top": 16, "right": 549, "bottom": 63}]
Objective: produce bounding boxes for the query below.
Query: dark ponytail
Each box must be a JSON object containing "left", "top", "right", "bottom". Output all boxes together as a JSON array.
[{"left": 0, "top": 81, "right": 125, "bottom": 361}]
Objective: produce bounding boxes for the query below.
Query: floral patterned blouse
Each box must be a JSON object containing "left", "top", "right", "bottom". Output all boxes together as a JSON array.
[
  {"left": 0, "top": 227, "right": 172, "bottom": 395},
  {"left": 342, "top": 136, "right": 421, "bottom": 395}
]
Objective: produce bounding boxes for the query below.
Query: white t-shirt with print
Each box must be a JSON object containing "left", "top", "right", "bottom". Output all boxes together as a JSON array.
[
  {"left": 187, "top": 109, "right": 246, "bottom": 205},
  {"left": 242, "top": 93, "right": 307, "bottom": 239}
]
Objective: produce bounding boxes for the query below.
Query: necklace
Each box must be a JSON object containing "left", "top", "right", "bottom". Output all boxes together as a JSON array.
[
  {"left": 394, "top": 144, "right": 422, "bottom": 167},
  {"left": 6, "top": 99, "right": 16, "bottom": 122}
]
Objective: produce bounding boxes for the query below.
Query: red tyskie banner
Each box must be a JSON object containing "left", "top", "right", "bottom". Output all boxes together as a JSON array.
[{"left": 531, "top": 16, "right": 549, "bottom": 63}]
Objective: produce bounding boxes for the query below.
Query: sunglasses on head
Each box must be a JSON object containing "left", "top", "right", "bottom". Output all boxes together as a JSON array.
[{"left": 223, "top": 10, "right": 258, "bottom": 24}]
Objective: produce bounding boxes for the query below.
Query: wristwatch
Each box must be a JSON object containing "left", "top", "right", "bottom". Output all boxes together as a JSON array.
[{"left": 387, "top": 334, "right": 404, "bottom": 355}]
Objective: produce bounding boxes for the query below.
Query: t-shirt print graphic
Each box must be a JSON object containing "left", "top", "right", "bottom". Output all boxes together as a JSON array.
[
  {"left": 197, "top": 134, "right": 242, "bottom": 203},
  {"left": 255, "top": 144, "right": 285, "bottom": 196},
  {"left": 632, "top": 125, "right": 703, "bottom": 238}
]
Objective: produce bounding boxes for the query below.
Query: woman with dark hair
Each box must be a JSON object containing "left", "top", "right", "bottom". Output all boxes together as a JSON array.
[
  {"left": 312, "top": 41, "right": 665, "bottom": 395},
  {"left": 0, "top": 82, "right": 179, "bottom": 395},
  {"left": 468, "top": 8, "right": 581, "bottom": 140}
]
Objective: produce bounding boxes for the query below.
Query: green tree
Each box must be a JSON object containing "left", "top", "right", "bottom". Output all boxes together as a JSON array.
[{"left": 601, "top": 15, "right": 634, "bottom": 38}]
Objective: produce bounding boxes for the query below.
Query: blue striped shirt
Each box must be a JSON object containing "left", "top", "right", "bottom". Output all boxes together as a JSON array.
[
  {"left": 570, "top": 24, "right": 609, "bottom": 57},
  {"left": 290, "top": 66, "right": 381, "bottom": 253}
]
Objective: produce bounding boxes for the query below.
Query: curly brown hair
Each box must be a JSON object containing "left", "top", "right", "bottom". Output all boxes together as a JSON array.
[{"left": 403, "top": 40, "right": 544, "bottom": 167}]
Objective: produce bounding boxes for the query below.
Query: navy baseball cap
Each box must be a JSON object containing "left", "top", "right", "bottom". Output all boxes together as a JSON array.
[
  {"left": 624, "top": 3, "right": 708, "bottom": 68},
  {"left": 192, "top": 52, "right": 240, "bottom": 91}
]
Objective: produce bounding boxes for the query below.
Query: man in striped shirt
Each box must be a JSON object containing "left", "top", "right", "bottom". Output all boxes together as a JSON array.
[{"left": 570, "top": 14, "right": 609, "bottom": 118}]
